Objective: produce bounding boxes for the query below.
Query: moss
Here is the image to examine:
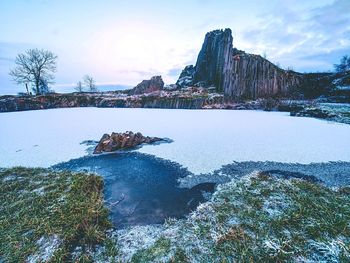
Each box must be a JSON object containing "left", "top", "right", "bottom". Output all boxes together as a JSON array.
[{"left": 0, "top": 167, "right": 113, "bottom": 262}]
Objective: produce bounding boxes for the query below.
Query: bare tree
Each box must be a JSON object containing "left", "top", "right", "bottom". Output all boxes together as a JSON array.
[
  {"left": 9, "top": 48, "right": 57, "bottom": 95},
  {"left": 334, "top": 55, "right": 350, "bottom": 73},
  {"left": 75, "top": 81, "right": 83, "bottom": 92},
  {"left": 83, "top": 75, "right": 97, "bottom": 92}
]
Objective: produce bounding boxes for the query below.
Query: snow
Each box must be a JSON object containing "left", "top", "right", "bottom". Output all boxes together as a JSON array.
[
  {"left": 27, "top": 235, "right": 61, "bottom": 263},
  {"left": 0, "top": 108, "right": 350, "bottom": 174},
  {"left": 117, "top": 225, "right": 164, "bottom": 261}
]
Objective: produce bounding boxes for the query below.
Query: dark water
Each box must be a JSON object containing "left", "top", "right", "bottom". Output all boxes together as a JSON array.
[{"left": 52, "top": 152, "right": 215, "bottom": 228}]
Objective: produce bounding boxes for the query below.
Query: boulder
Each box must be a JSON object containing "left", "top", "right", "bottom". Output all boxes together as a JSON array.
[
  {"left": 129, "top": 76, "right": 164, "bottom": 95},
  {"left": 93, "top": 131, "right": 164, "bottom": 154}
]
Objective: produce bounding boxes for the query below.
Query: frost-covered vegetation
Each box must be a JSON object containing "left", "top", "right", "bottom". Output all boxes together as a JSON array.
[
  {"left": 0, "top": 167, "right": 116, "bottom": 262},
  {"left": 290, "top": 102, "right": 350, "bottom": 125},
  {"left": 126, "top": 172, "right": 350, "bottom": 262},
  {"left": 1, "top": 168, "right": 349, "bottom": 262}
]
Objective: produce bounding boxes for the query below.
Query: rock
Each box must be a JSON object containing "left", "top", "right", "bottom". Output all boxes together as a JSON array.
[
  {"left": 128, "top": 76, "right": 164, "bottom": 95},
  {"left": 290, "top": 107, "right": 336, "bottom": 119},
  {"left": 297, "top": 71, "right": 350, "bottom": 100},
  {"left": 193, "top": 29, "right": 234, "bottom": 92},
  {"left": 176, "top": 65, "right": 195, "bottom": 87},
  {"left": 177, "top": 28, "right": 302, "bottom": 99},
  {"left": 93, "top": 131, "right": 165, "bottom": 154},
  {"left": 0, "top": 88, "right": 227, "bottom": 113},
  {"left": 277, "top": 102, "right": 304, "bottom": 112},
  {"left": 226, "top": 52, "right": 301, "bottom": 99},
  {"left": 93, "top": 134, "right": 111, "bottom": 154}
]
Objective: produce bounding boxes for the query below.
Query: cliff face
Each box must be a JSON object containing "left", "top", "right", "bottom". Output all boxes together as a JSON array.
[
  {"left": 177, "top": 28, "right": 302, "bottom": 99},
  {"left": 193, "top": 29, "right": 234, "bottom": 92},
  {"left": 0, "top": 88, "right": 225, "bottom": 112},
  {"left": 226, "top": 51, "right": 302, "bottom": 99}
]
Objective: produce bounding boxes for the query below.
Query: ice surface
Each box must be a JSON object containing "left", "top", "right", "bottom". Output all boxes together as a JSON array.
[{"left": 0, "top": 108, "right": 350, "bottom": 174}]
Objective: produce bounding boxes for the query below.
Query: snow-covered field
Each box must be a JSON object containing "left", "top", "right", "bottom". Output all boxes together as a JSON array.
[{"left": 0, "top": 108, "right": 350, "bottom": 174}]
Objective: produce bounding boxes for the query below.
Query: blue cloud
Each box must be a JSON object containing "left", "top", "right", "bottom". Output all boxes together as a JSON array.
[
  {"left": 167, "top": 68, "right": 182, "bottom": 77},
  {"left": 239, "top": 0, "right": 350, "bottom": 72}
]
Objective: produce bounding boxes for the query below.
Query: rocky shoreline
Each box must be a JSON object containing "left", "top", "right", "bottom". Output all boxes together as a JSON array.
[
  {"left": 178, "top": 160, "right": 350, "bottom": 189},
  {"left": 1, "top": 91, "right": 349, "bottom": 124},
  {"left": 0, "top": 88, "right": 226, "bottom": 112}
]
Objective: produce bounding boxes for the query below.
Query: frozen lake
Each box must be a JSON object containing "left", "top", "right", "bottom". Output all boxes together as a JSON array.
[{"left": 1, "top": 107, "right": 350, "bottom": 174}]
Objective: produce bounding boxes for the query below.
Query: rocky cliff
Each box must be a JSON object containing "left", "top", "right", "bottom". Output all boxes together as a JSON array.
[
  {"left": 177, "top": 28, "right": 302, "bottom": 99},
  {"left": 193, "top": 29, "right": 234, "bottom": 92},
  {"left": 227, "top": 50, "right": 302, "bottom": 99},
  {"left": 0, "top": 88, "right": 226, "bottom": 112}
]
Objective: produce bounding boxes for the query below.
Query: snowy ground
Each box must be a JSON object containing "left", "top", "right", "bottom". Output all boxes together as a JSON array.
[{"left": 0, "top": 108, "right": 350, "bottom": 174}]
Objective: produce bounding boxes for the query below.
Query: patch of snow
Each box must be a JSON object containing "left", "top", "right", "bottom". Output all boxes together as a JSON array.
[
  {"left": 263, "top": 193, "right": 291, "bottom": 218},
  {"left": 2, "top": 175, "right": 17, "bottom": 181},
  {"left": 335, "top": 85, "right": 350, "bottom": 90},
  {"left": 27, "top": 235, "right": 61, "bottom": 263},
  {"left": 116, "top": 225, "right": 164, "bottom": 261},
  {"left": 32, "top": 186, "right": 45, "bottom": 196},
  {"left": 308, "top": 238, "right": 347, "bottom": 263},
  {"left": 200, "top": 190, "right": 212, "bottom": 201}
]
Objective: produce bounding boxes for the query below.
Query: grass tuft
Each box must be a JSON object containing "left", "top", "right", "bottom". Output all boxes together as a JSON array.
[{"left": 0, "top": 167, "right": 113, "bottom": 262}]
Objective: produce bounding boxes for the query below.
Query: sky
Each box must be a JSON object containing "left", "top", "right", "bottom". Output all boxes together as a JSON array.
[{"left": 0, "top": 0, "right": 349, "bottom": 94}]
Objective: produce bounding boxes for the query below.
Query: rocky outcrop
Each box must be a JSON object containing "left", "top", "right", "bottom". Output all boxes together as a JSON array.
[
  {"left": 0, "top": 88, "right": 226, "bottom": 112},
  {"left": 0, "top": 93, "right": 101, "bottom": 112},
  {"left": 93, "top": 131, "right": 164, "bottom": 154},
  {"left": 297, "top": 71, "right": 350, "bottom": 100},
  {"left": 177, "top": 28, "right": 302, "bottom": 99},
  {"left": 193, "top": 29, "right": 234, "bottom": 92},
  {"left": 226, "top": 51, "right": 302, "bottom": 99},
  {"left": 128, "top": 76, "right": 164, "bottom": 95},
  {"left": 176, "top": 65, "right": 195, "bottom": 87},
  {"left": 289, "top": 104, "right": 350, "bottom": 125}
]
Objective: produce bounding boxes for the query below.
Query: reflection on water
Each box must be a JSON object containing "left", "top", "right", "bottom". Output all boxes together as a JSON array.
[{"left": 52, "top": 152, "right": 215, "bottom": 228}]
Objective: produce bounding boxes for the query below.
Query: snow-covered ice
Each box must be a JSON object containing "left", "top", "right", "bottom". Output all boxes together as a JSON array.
[{"left": 0, "top": 107, "right": 350, "bottom": 174}]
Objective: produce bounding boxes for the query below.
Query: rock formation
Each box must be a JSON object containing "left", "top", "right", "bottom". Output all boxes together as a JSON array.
[
  {"left": 177, "top": 28, "right": 302, "bottom": 99},
  {"left": 93, "top": 131, "right": 164, "bottom": 154},
  {"left": 176, "top": 65, "right": 195, "bottom": 87},
  {"left": 129, "top": 76, "right": 164, "bottom": 95},
  {"left": 0, "top": 87, "right": 228, "bottom": 112},
  {"left": 226, "top": 50, "right": 302, "bottom": 99},
  {"left": 193, "top": 29, "right": 234, "bottom": 92}
]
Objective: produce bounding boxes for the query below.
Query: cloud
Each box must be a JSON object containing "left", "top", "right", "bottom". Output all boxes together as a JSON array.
[
  {"left": 167, "top": 68, "right": 183, "bottom": 77},
  {"left": 0, "top": 57, "right": 13, "bottom": 62},
  {"left": 238, "top": 0, "right": 350, "bottom": 72}
]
